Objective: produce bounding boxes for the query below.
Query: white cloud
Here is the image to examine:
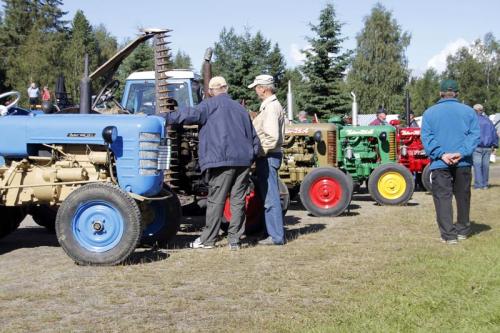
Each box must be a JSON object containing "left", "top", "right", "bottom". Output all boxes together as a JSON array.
[
  {"left": 426, "top": 38, "right": 470, "bottom": 73},
  {"left": 289, "top": 43, "right": 307, "bottom": 65}
]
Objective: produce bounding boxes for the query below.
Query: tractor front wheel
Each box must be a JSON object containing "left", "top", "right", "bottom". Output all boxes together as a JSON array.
[
  {"left": 299, "top": 167, "right": 352, "bottom": 217},
  {"left": 421, "top": 164, "right": 432, "bottom": 192},
  {"left": 55, "top": 183, "right": 142, "bottom": 266},
  {"left": 368, "top": 163, "right": 414, "bottom": 205}
]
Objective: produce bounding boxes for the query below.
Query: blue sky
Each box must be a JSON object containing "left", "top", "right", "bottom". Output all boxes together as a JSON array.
[{"left": 62, "top": 0, "right": 499, "bottom": 75}]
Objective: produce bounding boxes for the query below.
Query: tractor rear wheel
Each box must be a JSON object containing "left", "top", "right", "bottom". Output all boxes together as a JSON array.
[
  {"left": 368, "top": 163, "right": 414, "bottom": 205},
  {"left": 422, "top": 164, "right": 432, "bottom": 192},
  {"left": 55, "top": 183, "right": 142, "bottom": 266},
  {"left": 30, "top": 205, "right": 58, "bottom": 232},
  {"left": 0, "top": 207, "right": 26, "bottom": 239},
  {"left": 141, "top": 187, "right": 182, "bottom": 247},
  {"left": 222, "top": 177, "right": 290, "bottom": 234},
  {"left": 299, "top": 167, "right": 352, "bottom": 217}
]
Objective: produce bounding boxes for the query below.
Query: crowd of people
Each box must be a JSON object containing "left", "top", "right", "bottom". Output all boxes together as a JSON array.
[{"left": 161, "top": 74, "right": 285, "bottom": 249}]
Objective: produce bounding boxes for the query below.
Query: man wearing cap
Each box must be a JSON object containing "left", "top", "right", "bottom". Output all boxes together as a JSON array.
[
  {"left": 297, "top": 111, "right": 310, "bottom": 123},
  {"left": 162, "top": 76, "right": 260, "bottom": 250},
  {"left": 408, "top": 111, "right": 419, "bottom": 128},
  {"left": 421, "top": 79, "right": 480, "bottom": 245},
  {"left": 248, "top": 74, "right": 285, "bottom": 245},
  {"left": 472, "top": 104, "right": 498, "bottom": 189},
  {"left": 369, "top": 107, "right": 388, "bottom": 126}
]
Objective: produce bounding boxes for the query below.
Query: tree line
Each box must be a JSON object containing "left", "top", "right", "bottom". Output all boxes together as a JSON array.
[{"left": 1, "top": 1, "right": 498, "bottom": 117}]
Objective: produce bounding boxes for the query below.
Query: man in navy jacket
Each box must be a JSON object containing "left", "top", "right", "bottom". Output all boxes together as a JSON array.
[
  {"left": 422, "top": 79, "right": 480, "bottom": 244},
  {"left": 162, "top": 76, "right": 260, "bottom": 249},
  {"left": 472, "top": 104, "right": 499, "bottom": 189}
]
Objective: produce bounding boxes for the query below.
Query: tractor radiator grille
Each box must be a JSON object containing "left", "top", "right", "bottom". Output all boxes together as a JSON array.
[
  {"left": 327, "top": 130, "right": 336, "bottom": 166},
  {"left": 139, "top": 132, "right": 160, "bottom": 175},
  {"left": 389, "top": 132, "right": 396, "bottom": 161}
]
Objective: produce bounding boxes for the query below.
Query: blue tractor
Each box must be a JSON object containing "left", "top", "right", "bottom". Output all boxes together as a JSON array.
[{"left": 0, "top": 30, "right": 181, "bottom": 265}]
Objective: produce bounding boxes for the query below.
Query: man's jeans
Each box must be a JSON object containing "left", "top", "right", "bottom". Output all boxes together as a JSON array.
[
  {"left": 473, "top": 147, "right": 492, "bottom": 189},
  {"left": 256, "top": 153, "right": 284, "bottom": 244}
]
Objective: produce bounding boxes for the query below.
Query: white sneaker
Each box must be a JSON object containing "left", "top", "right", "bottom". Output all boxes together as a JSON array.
[
  {"left": 457, "top": 234, "right": 468, "bottom": 241},
  {"left": 190, "top": 237, "right": 214, "bottom": 249}
]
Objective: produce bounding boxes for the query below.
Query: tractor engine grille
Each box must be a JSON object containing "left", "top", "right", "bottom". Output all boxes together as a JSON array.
[
  {"left": 139, "top": 132, "right": 161, "bottom": 175},
  {"left": 389, "top": 132, "right": 396, "bottom": 161},
  {"left": 327, "top": 130, "right": 336, "bottom": 166}
]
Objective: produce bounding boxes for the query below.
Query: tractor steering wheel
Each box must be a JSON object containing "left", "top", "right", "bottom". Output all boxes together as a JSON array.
[
  {"left": 92, "top": 80, "right": 120, "bottom": 110},
  {"left": 0, "top": 91, "right": 21, "bottom": 116}
]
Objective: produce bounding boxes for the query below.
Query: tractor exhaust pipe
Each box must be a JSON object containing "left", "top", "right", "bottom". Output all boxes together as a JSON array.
[
  {"left": 79, "top": 54, "right": 91, "bottom": 114},
  {"left": 202, "top": 47, "right": 213, "bottom": 99},
  {"left": 405, "top": 90, "right": 410, "bottom": 127},
  {"left": 351, "top": 91, "right": 358, "bottom": 126},
  {"left": 287, "top": 80, "right": 293, "bottom": 122}
]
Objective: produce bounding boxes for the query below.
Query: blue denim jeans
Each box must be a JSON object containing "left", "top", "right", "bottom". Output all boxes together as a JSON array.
[
  {"left": 255, "top": 153, "right": 284, "bottom": 244},
  {"left": 473, "top": 147, "right": 492, "bottom": 189}
]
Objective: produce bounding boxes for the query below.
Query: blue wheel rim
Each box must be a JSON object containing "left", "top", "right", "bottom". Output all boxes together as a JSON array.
[
  {"left": 72, "top": 200, "right": 124, "bottom": 252},
  {"left": 142, "top": 201, "right": 166, "bottom": 238}
]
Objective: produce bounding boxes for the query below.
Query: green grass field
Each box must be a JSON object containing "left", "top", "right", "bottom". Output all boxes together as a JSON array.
[{"left": 1, "top": 166, "right": 499, "bottom": 332}]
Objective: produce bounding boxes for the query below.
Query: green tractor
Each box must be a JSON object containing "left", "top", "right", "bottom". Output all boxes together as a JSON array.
[
  {"left": 333, "top": 119, "right": 414, "bottom": 205},
  {"left": 279, "top": 93, "right": 414, "bottom": 217}
]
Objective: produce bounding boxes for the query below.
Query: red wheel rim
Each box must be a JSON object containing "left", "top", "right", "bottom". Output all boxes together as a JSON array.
[
  {"left": 223, "top": 189, "right": 263, "bottom": 230},
  {"left": 308, "top": 177, "right": 342, "bottom": 209}
]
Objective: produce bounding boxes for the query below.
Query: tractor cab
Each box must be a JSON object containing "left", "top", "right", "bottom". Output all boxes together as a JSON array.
[{"left": 121, "top": 70, "right": 202, "bottom": 114}]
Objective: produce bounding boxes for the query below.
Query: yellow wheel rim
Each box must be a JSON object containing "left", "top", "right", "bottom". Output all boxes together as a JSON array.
[{"left": 377, "top": 171, "right": 406, "bottom": 200}]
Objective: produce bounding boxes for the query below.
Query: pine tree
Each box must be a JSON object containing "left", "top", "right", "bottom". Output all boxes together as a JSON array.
[
  {"left": 63, "top": 10, "right": 99, "bottom": 103},
  {"left": 408, "top": 69, "right": 440, "bottom": 116},
  {"left": 172, "top": 50, "right": 192, "bottom": 69},
  {"left": 212, "top": 27, "right": 287, "bottom": 111},
  {"left": 115, "top": 41, "right": 154, "bottom": 98},
  {"left": 94, "top": 24, "right": 118, "bottom": 66},
  {"left": 347, "top": 3, "right": 410, "bottom": 114},
  {"left": 300, "top": 2, "right": 352, "bottom": 119}
]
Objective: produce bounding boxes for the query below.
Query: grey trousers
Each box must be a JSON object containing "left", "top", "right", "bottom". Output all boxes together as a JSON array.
[
  {"left": 431, "top": 167, "right": 472, "bottom": 240},
  {"left": 200, "top": 166, "right": 250, "bottom": 246}
]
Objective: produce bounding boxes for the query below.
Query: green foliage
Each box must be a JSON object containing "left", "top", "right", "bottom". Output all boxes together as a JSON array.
[
  {"left": 115, "top": 41, "right": 154, "bottom": 99},
  {"left": 300, "top": 2, "right": 352, "bottom": 119},
  {"left": 0, "top": 2, "right": 117, "bottom": 106},
  {"left": 63, "top": 10, "right": 98, "bottom": 103},
  {"left": 172, "top": 50, "right": 192, "bottom": 69},
  {"left": 212, "top": 27, "right": 287, "bottom": 111},
  {"left": 347, "top": 3, "right": 410, "bottom": 114},
  {"left": 444, "top": 33, "right": 500, "bottom": 113},
  {"left": 408, "top": 68, "right": 440, "bottom": 116}
]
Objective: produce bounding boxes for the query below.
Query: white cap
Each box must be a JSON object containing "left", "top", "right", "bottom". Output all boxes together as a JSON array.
[
  {"left": 208, "top": 76, "right": 227, "bottom": 89},
  {"left": 473, "top": 104, "right": 483, "bottom": 112},
  {"left": 248, "top": 74, "right": 274, "bottom": 88}
]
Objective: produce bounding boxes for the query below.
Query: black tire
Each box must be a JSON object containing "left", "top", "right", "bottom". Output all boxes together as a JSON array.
[
  {"left": 299, "top": 167, "right": 352, "bottom": 217},
  {"left": 421, "top": 164, "right": 432, "bottom": 192},
  {"left": 141, "top": 188, "right": 182, "bottom": 246},
  {"left": 55, "top": 183, "right": 142, "bottom": 266},
  {"left": 368, "top": 163, "right": 414, "bottom": 205},
  {"left": 0, "top": 207, "right": 25, "bottom": 239},
  {"left": 30, "top": 205, "right": 58, "bottom": 232}
]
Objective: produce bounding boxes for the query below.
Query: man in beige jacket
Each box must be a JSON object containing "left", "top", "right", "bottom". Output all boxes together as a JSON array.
[{"left": 248, "top": 74, "right": 285, "bottom": 245}]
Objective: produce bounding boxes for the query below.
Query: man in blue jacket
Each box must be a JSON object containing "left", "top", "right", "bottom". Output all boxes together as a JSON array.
[
  {"left": 162, "top": 76, "right": 260, "bottom": 250},
  {"left": 472, "top": 104, "right": 499, "bottom": 189},
  {"left": 422, "top": 79, "right": 480, "bottom": 244}
]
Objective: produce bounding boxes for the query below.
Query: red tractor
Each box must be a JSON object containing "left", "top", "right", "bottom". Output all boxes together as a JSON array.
[
  {"left": 395, "top": 126, "right": 431, "bottom": 191},
  {"left": 393, "top": 92, "right": 432, "bottom": 192}
]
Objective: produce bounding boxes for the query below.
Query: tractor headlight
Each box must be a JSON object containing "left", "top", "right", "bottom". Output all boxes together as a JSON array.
[
  {"left": 102, "top": 126, "right": 118, "bottom": 144},
  {"left": 379, "top": 132, "right": 387, "bottom": 141}
]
